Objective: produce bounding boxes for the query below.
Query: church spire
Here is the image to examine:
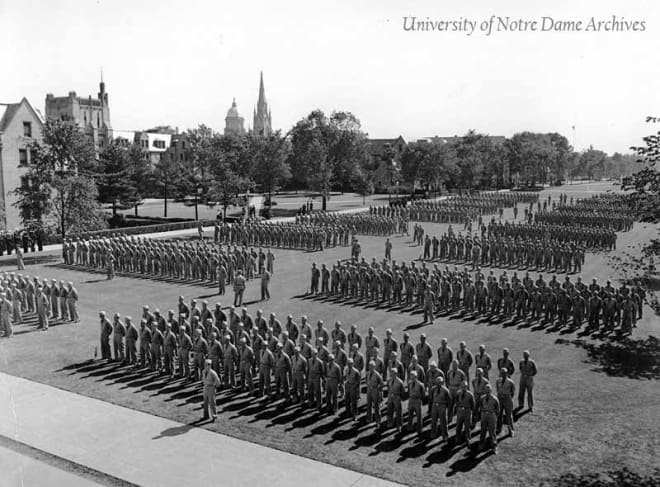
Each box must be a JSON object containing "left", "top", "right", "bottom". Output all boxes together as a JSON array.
[
  {"left": 253, "top": 71, "right": 271, "bottom": 136},
  {"left": 258, "top": 71, "right": 266, "bottom": 107}
]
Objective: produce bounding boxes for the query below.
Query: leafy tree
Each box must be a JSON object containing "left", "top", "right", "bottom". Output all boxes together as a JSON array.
[
  {"left": 400, "top": 141, "right": 458, "bottom": 191},
  {"left": 623, "top": 117, "right": 660, "bottom": 222},
  {"left": 13, "top": 117, "right": 105, "bottom": 239},
  {"left": 97, "top": 141, "right": 135, "bottom": 217},
  {"left": 127, "top": 144, "right": 151, "bottom": 216},
  {"left": 152, "top": 150, "right": 182, "bottom": 218},
  {"left": 288, "top": 110, "right": 370, "bottom": 209},
  {"left": 207, "top": 135, "right": 254, "bottom": 220},
  {"left": 452, "top": 131, "right": 505, "bottom": 189},
  {"left": 250, "top": 130, "right": 292, "bottom": 202}
]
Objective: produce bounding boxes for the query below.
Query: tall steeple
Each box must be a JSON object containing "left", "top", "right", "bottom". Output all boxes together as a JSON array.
[{"left": 253, "top": 71, "right": 272, "bottom": 136}]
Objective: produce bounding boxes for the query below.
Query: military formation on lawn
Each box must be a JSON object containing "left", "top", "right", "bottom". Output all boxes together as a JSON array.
[
  {"left": 98, "top": 297, "right": 537, "bottom": 453},
  {"left": 63, "top": 236, "right": 275, "bottom": 290},
  {"left": 370, "top": 192, "right": 540, "bottom": 224},
  {"left": 4, "top": 187, "right": 643, "bottom": 458},
  {"left": 215, "top": 212, "right": 406, "bottom": 252},
  {"left": 308, "top": 258, "right": 644, "bottom": 334},
  {"left": 0, "top": 270, "right": 80, "bottom": 337},
  {"left": 412, "top": 226, "right": 587, "bottom": 272}
]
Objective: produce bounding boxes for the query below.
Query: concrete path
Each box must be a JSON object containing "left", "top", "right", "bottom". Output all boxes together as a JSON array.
[
  {"left": 0, "top": 444, "right": 102, "bottom": 487},
  {"left": 0, "top": 372, "right": 403, "bottom": 487}
]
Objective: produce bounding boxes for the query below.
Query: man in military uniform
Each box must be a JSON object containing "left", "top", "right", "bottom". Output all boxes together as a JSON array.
[
  {"left": 386, "top": 368, "right": 405, "bottom": 432},
  {"left": 407, "top": 370, "right": 426, "bottom": 436},
  {"left": 366, "top": 360, "right": 383, "bottom": 426},
  {"left": 201, "top": 359, "right": 221, "bottom": 421},
  {"left": 291, "top": 346, "right": 308, "bottom": 405},
  {"left": 455, "top": 381, "right": 475, "bottom": 445},
  {"left": 496, "top": 367, "right": 516, "bottom": 437},
  {"left": 518, "top": 350, "right": 537, "bottom": 411},
  {"left": 479, "top": 383, "right": 500, "bottom": 453},
  {"left": 274, "top": 342, "right": 292, "bottom": 402},
  {"left": 308, "top": 348, "right": 325, "bottom": 410},
  {"left": 430, "top": 375, "right": 451, "bottom": 442},
  {"left": 259, "top": 341, "right": 275, "bottom": 399}
]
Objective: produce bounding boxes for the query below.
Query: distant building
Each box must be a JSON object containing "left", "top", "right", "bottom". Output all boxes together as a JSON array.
[
  {"left": 0, "top": 98, "right": 44, "bottom": 229},
  {"left": 252, "top": 72, "right": 272, "bottom": 136},
  {"left": 225, "top": 98, "right": 245, "bottom": 136},
  {"left": 45, "top": 78, "right": 112, "bottom": 151},
  {"left": 418, "top": 135, "right": 507, "bottom": 145},
  {"left": 368, "top": 136, "right": 407, "bottom": 160},
  {"left": 168, "top": 132, "right": 189, "bottom": 164},
  {"left": 135, "top": 127, "right": 175, "bottom": 167},
  {"left": 368, "top": 136, "right": 407, "bottom": 190}
]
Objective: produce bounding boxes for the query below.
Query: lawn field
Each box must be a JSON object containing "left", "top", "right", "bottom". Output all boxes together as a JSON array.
[{"left": 0, "top": 181, "right": 658, "bottom": 487}]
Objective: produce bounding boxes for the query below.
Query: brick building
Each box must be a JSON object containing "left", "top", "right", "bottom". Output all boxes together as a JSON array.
[
  {"left": 45, "top": 78, "right": 112, "bottom": 152},
  {"left": 0, "top": 98, "right": 44, "bottom": 229}
]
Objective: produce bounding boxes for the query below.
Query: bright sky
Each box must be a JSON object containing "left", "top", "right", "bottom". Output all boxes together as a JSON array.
[{"left": 1, "top": 0, "right": 658, "bottom": 154}]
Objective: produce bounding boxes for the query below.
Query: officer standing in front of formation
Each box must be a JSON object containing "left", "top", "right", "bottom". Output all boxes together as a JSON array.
[
  {"left": 201, "top": 359, "right": 221, "bottom": 421},
  {"left": 518, "top": 350, "right": 537, "bottom": 411}
]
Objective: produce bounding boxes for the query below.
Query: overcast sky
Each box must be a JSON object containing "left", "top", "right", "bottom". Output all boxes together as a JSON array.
[{"left": 1, "top": 0, "right": 658, "bottom": 154}]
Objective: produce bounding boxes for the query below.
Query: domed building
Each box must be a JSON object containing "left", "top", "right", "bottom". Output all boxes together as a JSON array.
[{"left": 224, "top": 98, "right": 245, "bottom": 136}]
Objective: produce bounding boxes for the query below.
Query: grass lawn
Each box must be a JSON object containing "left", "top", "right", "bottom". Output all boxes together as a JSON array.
[
  {"left": 0, "top": 181, "right": 658, "bottom": 487},
  {"left": 116, "top": 191, "right": 398, "bottom": 221}
]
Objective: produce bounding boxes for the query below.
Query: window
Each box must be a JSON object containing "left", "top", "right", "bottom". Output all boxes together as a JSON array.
[
  {"left": 23, "top": 122, "right": 32, "bottom": 137},
  {"left": 19, "top": 149, "right": 28, "bottom": 166},
  {"left": 30, "top": 149, "right": 38, "bottom": 163}
]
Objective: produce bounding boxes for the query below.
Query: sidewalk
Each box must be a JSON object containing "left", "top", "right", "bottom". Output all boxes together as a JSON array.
[{"left": 0, "top": 372, "right": 403, "bottom": 487}]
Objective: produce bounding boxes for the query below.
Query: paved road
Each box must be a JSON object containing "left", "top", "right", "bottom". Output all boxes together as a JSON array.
[
  {"left": 0, "top": 372, "right": 403, "bottom": 487},
  {"left": 0, "top": 444, "right": 102, "bottom": 487}
]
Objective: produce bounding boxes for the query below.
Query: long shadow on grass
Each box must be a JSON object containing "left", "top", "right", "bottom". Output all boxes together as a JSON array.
[{"left": 555, "top": 335, "right": 660, "bottom": 380}]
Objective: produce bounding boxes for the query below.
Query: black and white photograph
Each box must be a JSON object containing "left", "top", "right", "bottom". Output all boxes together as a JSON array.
[{"left": 0, "top": 1, "right": 658, "bottom": 486}]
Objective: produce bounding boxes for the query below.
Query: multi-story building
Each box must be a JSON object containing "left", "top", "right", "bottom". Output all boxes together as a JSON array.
[
  {"left": 0, "top": 98, "right": 44, "bottom": 229},
  {"left": 45, "top": 78, "right": 112, "bottom": 152},
  {"left": 368, "top": 136, "right": 407, "bottom": 190}
]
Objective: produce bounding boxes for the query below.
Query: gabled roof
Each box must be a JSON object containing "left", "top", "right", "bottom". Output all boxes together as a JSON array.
[
  {"left": 0, "top": 98, "right": 44, "bottom": 132},
  {"left": 422, "top": 135, "right": 506, "bottom": 145}
]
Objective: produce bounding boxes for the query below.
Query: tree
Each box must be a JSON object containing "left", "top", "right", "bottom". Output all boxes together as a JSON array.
[
  {"left": 400, "top": 141, "right": 458, "bottom": 192},
  {"left": 578, "top": 147, "right": 607, "bottom": 180},
  {"left": 51, "top": 175, "right": 106, "bottom": 235},
  {"left": 13, "top": 117, "right": 105, "bottom": 239},
  {"left": 623, "top": 117, "right": 660, "bottom": 222},
  {"left": 97, "top": 141, "right": 135, "bottom": 217},
  {"left": 452, "top": 131, "right": 505, "bottom": 189},
  {"left": 207, "top": 135, "right": 254, "bottom": 220},
  {"left": 152, "top": 150, "right": 181, "bottom": 218},
  {"left": 127, "top": 144, "right": 151, "bottom": 216},
  {"left": 250, "top": 130, "right": 292, "bottom": 202},
  {"left": 288, "top": 110, "right": 370, "bottom": 209}
]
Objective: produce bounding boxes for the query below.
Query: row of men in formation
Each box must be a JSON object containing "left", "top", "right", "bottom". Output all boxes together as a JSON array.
[
  {"left": 369, "top": 192, "right": 540, "bottom": 223},
  {"left": 534, "top": 207, "right": 634, "bottom": 232},
  {"left": 295, "top": 211, "right": 410, "bottom": 236},
  {"left": 413, "top": 226, "right": 585, "bottom": 272},
  {"left": 98, "top": 304, "right": 536, "bottom": 450},
  {"left": 486, "top": 221, "right": 617, "bottom": 250},
  {"left": 215, "top": 221, "right": 351, "bottom": 251},
  {"left": 0, "top": 228, "right": 47, "bottom": 256},
  {"left": 213, "top": 213, "right": 408, "bottom": 252},
  {"left": 64, "top": 236, "right": 275, "bottom": 283},
  {"left": 309, "top": 259, "right": 644, "bottom": 333},
  {"left": 0, "top": 271, "right": 80, "bottom": 337}
]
